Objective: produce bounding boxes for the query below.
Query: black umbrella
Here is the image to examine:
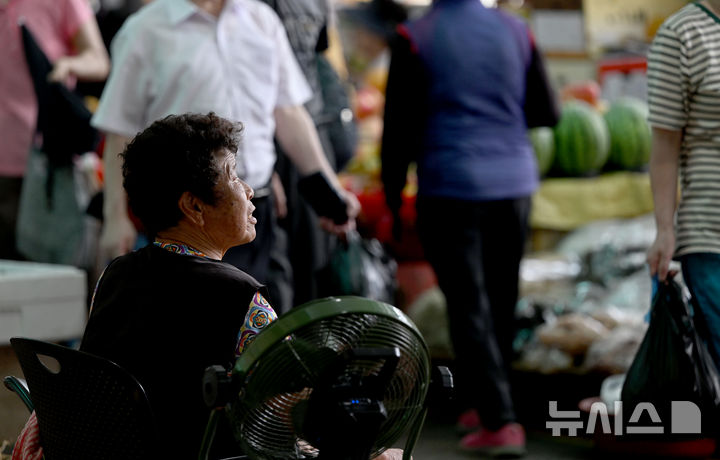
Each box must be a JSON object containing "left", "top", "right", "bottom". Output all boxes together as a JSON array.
[{"left": 20, "top": 22, "right": 99, "bottom": 167}]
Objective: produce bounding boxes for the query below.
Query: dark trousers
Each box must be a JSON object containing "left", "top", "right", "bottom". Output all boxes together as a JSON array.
[
  {"left": 223, "top": 194, "right": 275, "bottom": 284},
  {"left": 681, "top": 253, "right": 720, "bottom": 373},
  {"left": 416, "top": 195, "right": 531, "bottom": 430},
  {"left": 0, "top": 176, "right": 24, "bottom": 260},
  {"left": 273, "top": 144, "right": 337, "bottom": 309}
]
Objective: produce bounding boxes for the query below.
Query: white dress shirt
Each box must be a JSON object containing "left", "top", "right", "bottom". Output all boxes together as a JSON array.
[{"left": 92, "top": 0, "right": 312, "bottom": 189}]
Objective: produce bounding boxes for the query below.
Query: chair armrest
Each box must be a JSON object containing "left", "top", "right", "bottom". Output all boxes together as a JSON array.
[{"left": 3, "top": 375, "right": 34, "bottom": 412}]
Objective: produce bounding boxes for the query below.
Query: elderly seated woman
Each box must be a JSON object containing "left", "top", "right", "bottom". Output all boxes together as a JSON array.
[
  {"left": 12, "top": 112, "right": 406, "bottom": 460},
  {"left": 79, "top": 112, "right": 270, "bottom": 457}
]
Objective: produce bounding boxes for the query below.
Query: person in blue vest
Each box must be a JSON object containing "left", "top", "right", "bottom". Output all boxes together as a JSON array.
[{"left": 381, "top": 0, "right": 558, "bottom": 456}]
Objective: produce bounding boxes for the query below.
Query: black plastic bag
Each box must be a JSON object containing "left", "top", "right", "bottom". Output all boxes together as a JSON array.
[
  {"left": 21, "top": 24, "right": 99, "bottom": 166},
  {"left": 621, "top": 277, "right": 720, "bottom": 435},
  {"left": 318, "top": 230, "right": 397, "bottom": 304}
]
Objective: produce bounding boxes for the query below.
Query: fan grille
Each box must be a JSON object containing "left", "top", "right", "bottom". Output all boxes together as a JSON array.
[{"left": 229, "top": 311, "right": 429, "bottom": 459}]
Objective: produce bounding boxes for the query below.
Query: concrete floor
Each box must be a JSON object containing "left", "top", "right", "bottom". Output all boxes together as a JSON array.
[
  {"left": 0, "top": 363, "right": 599, "bottom": 460},
  {"left": 403, "top": 415, "right": 720, "bottom": 460},
  {"left": 2, "top": 346, "right": 712, "bottom": 460},
  {"left": 400, "top": 417, "right": 598, "bottom": 460},
  {"left": 0, "top": 346, "right": 608, "bottom": 460}
]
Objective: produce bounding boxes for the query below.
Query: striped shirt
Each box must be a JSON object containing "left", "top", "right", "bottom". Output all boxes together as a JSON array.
[{"left": 648, "top": 2, "right": 720, "bottom": 256}]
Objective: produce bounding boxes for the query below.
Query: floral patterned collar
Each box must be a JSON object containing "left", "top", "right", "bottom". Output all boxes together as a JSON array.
[{"left": 153, "top": 240, "right": 207, "bottom": 258}]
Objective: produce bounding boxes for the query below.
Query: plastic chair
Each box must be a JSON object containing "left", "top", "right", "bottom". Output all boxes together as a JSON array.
[{"left": 8, "top": 337, "right": 159, "bottom": 459}]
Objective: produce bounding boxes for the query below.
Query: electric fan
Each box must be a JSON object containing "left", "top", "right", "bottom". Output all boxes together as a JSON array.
[{"left": 201, "top": 296, "right": 439, "bottom": 460}]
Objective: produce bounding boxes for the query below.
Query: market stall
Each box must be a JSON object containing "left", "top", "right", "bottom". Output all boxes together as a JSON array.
[{"left": 333, "top": 0, "right": 691, "bottom": 435}]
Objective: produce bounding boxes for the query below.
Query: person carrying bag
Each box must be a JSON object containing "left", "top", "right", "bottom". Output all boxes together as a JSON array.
[{"left": 621, "top": 276, "right": 720, "bottom": 439}]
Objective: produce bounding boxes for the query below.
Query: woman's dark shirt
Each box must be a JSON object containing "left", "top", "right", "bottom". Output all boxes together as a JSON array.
[{"left": 81, "top": 243, "right": 267, "bottom": 456}]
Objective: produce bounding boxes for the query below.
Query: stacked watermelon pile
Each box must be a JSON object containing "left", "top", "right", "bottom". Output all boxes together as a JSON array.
[
  {"left": 529, "top": 97, "right": 652, "bottom": 178},
  {"left": 552, "top": 100, "right": 610, "bottom": 176},
  {"left": 603, "top": 98, "right": 651, "bottom": 171}
]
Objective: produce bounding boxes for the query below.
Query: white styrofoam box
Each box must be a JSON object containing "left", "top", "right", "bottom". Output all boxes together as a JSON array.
[
  {"left": 0, "top": 259, "right": 87, "bottom": 344},
  {"left": 0, "top": 312, "right": 22, "bottom": 344}
]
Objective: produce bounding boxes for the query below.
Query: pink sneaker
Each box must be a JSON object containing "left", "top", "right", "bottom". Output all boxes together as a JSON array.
[
  {"left": 456, "top": 408, "right": 482, "bottom": 434},
  {"left": 460, "top": 422, "right": 527, "bottom": 458}
]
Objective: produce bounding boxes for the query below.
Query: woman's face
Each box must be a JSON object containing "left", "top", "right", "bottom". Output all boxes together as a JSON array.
[{"left": 204, "top": 150, "right": 256, "bottom": 249}]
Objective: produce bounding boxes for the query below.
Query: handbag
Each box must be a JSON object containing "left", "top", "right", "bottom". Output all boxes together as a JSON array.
[
  {"left": 318, "top": 230, "right": 397, "bottom": 304},
  {"left": 16, "top": 149, "right": 86, "bottom": 266},
  {"left": 621, "top": 277, "right": 720, "bottom": 436}
]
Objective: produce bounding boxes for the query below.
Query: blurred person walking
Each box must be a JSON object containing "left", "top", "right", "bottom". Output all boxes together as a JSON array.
[
  {"left": 260, "top": 0, "right": 352, "bottom": 312},
  {"left": 381, "top": 0, "right": 558, "bottom": 456},
  {"left": 0, "top": 0, "right": 109, "bottom": 260},
  {"left": 646, "top": 0, "right": 720, "bottom": 372},
  {"left": 92, "top": 0, "right": 359, "bottom": 292}
]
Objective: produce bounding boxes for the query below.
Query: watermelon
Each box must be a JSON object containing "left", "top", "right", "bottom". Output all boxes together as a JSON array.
[
  {"left": 553, "top": 100, "right": 610, "bottom": 176},
  {"left": 604, "top": 98, "right": 651, "bottom": 170},
  {"left": 529, "top": 127, "right": 555, "bottom": 177}
]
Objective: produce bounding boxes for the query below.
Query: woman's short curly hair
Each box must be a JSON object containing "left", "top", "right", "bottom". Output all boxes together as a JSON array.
[{"left": 121, "top": 112, "right": 243, "bottom": 236}]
